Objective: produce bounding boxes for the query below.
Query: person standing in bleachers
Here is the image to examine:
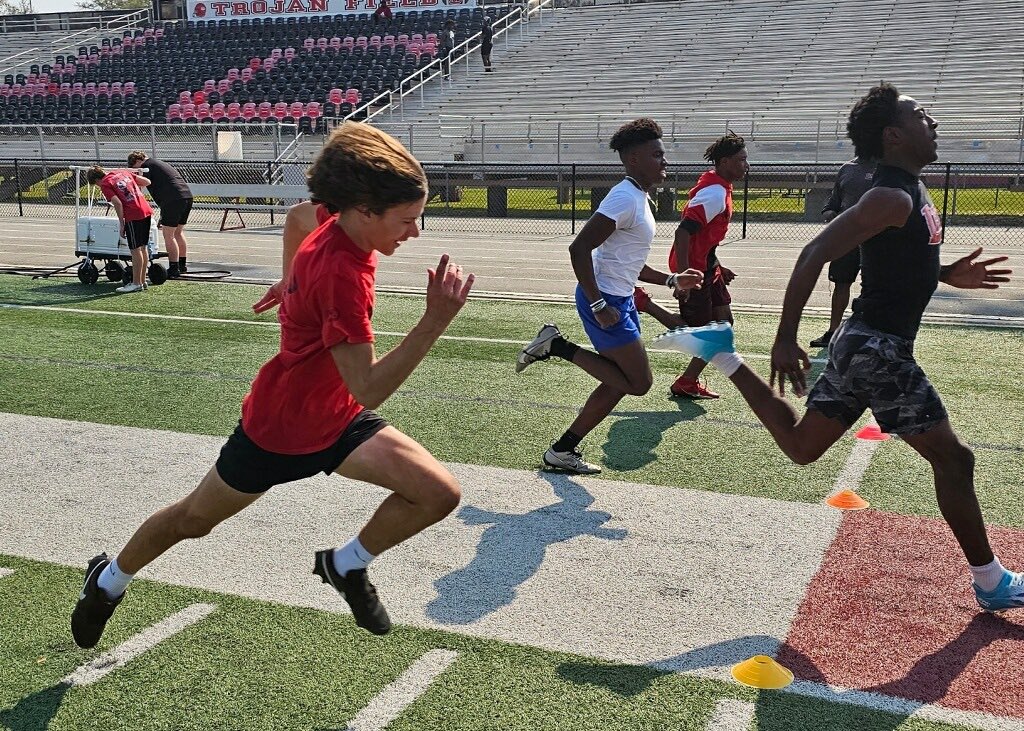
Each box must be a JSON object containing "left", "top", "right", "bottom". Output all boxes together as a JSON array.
[
  {"left": 442, "top": 20, "right": 456, "bottom": 79},
  {"left": 372, "top": 0, "right": 393, "bottom": 28},
  {"left": 480, "top": 16, "right": 494, "bottom": 72},
  {"left": 808, "top": 155, "right": 877, "bottom": 348},
  {"left": 128, "top": 151, "right": 194, "bottom": 279}
]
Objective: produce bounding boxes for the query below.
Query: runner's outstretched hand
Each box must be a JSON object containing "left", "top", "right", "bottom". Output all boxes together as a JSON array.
[{"left": 424, "top": 254, "right": 475, "bottom": 329}]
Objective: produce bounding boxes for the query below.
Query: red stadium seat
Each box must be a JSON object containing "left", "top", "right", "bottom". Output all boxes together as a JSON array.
[
  {"left": 241, "top": 102, "right": 257, "bottom": 120},
  {"left": 211, "top": 102, "right": 226, "bottom": 120},
  {"left": 328, "top": 87, "right": 343, "bottom": 104},
  {"left": 226, "top": 102, "right": 241, "bottom": 120},
  {"left": 257, "top": 101, "right": 272, "bottom": 120},
  {"left": 193, "top": 90, "right": 206, "bottom": 105},
  {"left": 273, "top": 101, "right": 288, "bottom": 121}
]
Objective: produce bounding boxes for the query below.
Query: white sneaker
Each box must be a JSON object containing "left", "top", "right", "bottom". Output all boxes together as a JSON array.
[
  {"left": 543, "top": 447, "right": 602, "bottom": 475},
  {"left": 516, "top": 323, "right": 560, "bottom": 373},
  {"left": 115, "top": 283, "right": 143, "bottom": 294}
]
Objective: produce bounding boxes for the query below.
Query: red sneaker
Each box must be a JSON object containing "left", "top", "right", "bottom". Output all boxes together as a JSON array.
[
  {"left": 633, "top": 286, "right": 651, "bottom": 312},
  {"left": 670, "top": 375, "right": 720, "bottom": 399}
]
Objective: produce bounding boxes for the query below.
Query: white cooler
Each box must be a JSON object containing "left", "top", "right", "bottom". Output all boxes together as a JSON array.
[{"left": 75, "top": 216, "right": 158, "bottom": 259}]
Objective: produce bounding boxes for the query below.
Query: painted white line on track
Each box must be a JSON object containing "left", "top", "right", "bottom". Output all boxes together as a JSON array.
[
  {"left": 0, "top": 303, "right": 826, "bottom": 362},
  {"left": 0, "top": 568, "right": 13, "bottom": 579},
  {"left": 833, "top": 423, "right": 884, "bottom": 492},
  {"left": 785, "top": 678, "right": 1024, "bottom": 731},
  {"left": 344, "top": 649, "right": 459, "bottom": 731},
  {"left": 62, "top": 603, "right": 217, "bottom": 687},
  {"left": 705, "top": 699, "right": 755, "bottom": 731}
]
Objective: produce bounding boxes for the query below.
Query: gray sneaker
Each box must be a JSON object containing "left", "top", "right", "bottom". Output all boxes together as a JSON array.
[
  {"left": 516, "top": 323, "right": 560, "bottom": 373},
  {"left": 543, "top": 447, "right": 602, "bottom": 474}
]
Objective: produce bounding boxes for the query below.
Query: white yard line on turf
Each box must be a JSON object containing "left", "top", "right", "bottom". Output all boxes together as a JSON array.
[
  {"left": 344, "top": 649, "right": 459, "bottom": 731},
  {"left": 834, "top": 424, "right": 884, "bottom": 492},
  {"left": 62, "top": 603, "right": 217, "bottom": 687},
  {"left": 0, "top": 303, "right": 824, "bottom": 363},
  {"left": 706, "top": 699, "right": 756, "bottom": 731},
  {"left": 0, "top": 568, "right": 13, "bottom": 579}
]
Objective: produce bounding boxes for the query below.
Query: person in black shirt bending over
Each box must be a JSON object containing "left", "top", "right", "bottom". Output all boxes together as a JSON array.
[
  {"left": 128, "top": 151, "right": 194, "bottom": 279},
  {"left": 653, "top": 84, "right": 1023, "bottom": 612}
]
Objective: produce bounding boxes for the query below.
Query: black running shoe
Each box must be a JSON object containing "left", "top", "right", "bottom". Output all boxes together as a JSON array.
[
  {"left": 809, "top": 331, "right": 833, "bottom": 348},
  {"left": 313, "top": 550, "right": 391, "bottom": 635},
  {"left": 71, "top": 552, "right": 124, "bottom": 649}
]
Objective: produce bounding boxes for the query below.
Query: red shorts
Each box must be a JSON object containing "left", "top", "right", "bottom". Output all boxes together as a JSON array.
[{"left": 679, "top": 265, "right": 732, "bottom": 326}]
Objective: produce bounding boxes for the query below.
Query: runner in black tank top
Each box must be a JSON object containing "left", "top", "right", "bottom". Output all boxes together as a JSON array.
[
  {"left": 650, "top": 84, "right": 1022, "bottom": 612},
  {"left": 853, "top": 164, "right": 943, "bottom": 340}
]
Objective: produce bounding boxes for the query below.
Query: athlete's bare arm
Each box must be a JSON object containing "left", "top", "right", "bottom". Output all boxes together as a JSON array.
[
  {"left": 568, "top": 214, "right": 620, "bottom": 328},
  {"left": 331, "top": 255, "right": 474, "bottom": 409},
  {"left": 771, "top": 186, "right": 914, "bottom": 394}
]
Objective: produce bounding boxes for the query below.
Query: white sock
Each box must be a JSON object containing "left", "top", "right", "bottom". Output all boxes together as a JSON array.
[
  {"left": 969, "top": 556, "right": 1005, "bottom": 592},
  {"left": 97, "top": 557, "right": 134, "bottom": 599},
  {"left": 710, "top": 351, "right": 744, "bottom": 378},
  {"left": 332, "top": 536, "right": 376, "bottom": 576}
]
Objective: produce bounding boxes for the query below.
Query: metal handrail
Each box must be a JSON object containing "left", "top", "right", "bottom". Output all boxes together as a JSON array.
[
  {"left": 0, "top": 9, "right": 149, "bottom": 76},
  {"left": 341, "top": 0, "right": 555, "bottom": 125}
]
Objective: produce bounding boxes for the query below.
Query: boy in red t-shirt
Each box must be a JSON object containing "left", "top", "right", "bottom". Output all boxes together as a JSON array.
[
  {"left": 87, "top": 165, "right": 154, "bottom": 293},
  {"left": 72, "top": 124, "right": 476, "bottom": 647}
]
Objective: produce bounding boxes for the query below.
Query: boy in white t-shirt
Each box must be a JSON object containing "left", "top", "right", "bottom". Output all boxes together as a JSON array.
[{"left": 515, "top": 118, "right": 703, "bottom": 474}]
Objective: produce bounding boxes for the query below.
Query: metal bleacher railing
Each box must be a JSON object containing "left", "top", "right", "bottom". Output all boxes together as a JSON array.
[
  {"left": 337, "top": 0, "right": 557, "bottom": 127},
  {"left": 0, "top": 9, "right": 151, "bottom": 77}
]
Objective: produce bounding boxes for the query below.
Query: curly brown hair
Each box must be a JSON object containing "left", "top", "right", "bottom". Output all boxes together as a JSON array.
[
  {"left": 127, "top": 150, "right": 148, "bottom": 166},
  {"left": 306, "top": 123, "right": 427, "bottom": 215}
]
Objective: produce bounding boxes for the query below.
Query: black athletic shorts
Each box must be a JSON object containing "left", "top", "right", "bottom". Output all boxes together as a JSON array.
[
  {"left": 123, "top": 217, "right": 152, "bottom": 250},
  {"left": 215, "top": 410, "right": 389, "bottom": 494},
  {"left": 828, "top": 246, "right": 860, "bottom": 284},
  {"left": 806, "top": 317, "right": 947, "bottom": 436},
  {"left": 679, "top": 265, "right": 732, "bottom": 326},
  {"left": 159, "top": 197, "right": 193, "bottom": 227}
]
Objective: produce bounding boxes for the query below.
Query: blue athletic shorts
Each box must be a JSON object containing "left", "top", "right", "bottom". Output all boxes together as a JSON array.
[{"left": 575, "top": 284, "right": 641, "bottom": 352}]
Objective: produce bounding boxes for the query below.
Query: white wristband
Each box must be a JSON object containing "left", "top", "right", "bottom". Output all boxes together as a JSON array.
[{"left": 590, "top": 298, "right": 607, "bottom": 313}]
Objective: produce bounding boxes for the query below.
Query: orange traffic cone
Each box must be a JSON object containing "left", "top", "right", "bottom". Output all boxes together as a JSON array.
[
  {"left": 826, "top": 489, "right": 870, "bottom": 510},
  {"left": 855, "top": 423, "right": 890, "bottom": 441},
  {"left": 731, "top": 655, "right": 794, "bottom": 689}
]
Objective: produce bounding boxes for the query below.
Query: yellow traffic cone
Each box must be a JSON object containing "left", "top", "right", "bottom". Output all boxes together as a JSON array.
[{"left": 730, "top": 655, "right": 794, "bottom": 689}]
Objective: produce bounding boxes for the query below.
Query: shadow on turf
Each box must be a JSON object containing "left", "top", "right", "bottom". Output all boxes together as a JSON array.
[
  {"left": 0, "top": 682, "right": 70, "bottom": 731},
  {"left": 426, "top": 474, "right": 627, "bottom": 625},
  {"left": 602, "top": 400, "right": 707, "bottom": 470},
  {"left": 5, "top": 281, "right": 122, "bottom": 306}
]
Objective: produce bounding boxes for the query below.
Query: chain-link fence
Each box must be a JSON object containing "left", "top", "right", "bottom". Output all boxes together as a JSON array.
[
  {"left": 1, "top": 158, "right": 1022, "bottom": 246},
  {"left": 378, "top": 115, "right": 1024, "bottom": 166}
]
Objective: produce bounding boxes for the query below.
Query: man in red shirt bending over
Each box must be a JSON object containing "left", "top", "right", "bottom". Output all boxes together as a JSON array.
[
  {"left": 668, "top": 133, "right": 748, "bottom": 399},
  {"left": 87, "top": 165, "right": 153, "bottom": 294},
  {"left": 72, "top": 123, "right": 475, "bottom": 647}
]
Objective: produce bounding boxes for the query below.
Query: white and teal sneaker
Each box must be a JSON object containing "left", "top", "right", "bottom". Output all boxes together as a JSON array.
[
  {"left": 650, "top": 321, "right": 735, "bottom": 361},
  {"left": 974, "top": 570, "right": 1024, "bottom": 612}
]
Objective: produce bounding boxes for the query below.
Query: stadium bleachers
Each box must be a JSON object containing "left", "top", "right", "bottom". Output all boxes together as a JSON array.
[
  {"left": 377, "top": 0, "right": 1024, "bottom": 162},
  {"left": 0, "top": 8, "right": 504, "bottom": 130}
]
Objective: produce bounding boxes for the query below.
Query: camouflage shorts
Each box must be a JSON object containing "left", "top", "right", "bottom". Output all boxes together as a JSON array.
[{"left": 806, "top": 317, "right": 947, "bottom": 436}]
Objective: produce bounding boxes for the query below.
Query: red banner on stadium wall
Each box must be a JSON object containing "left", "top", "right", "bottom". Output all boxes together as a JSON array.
[{"left": 186, "top": 0, "right": 470, "bottom": 20}]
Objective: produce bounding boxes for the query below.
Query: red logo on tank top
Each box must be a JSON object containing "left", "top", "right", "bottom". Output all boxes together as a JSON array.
[{"left": 922, "top": 203, "right": 942, "bottom": 245}]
